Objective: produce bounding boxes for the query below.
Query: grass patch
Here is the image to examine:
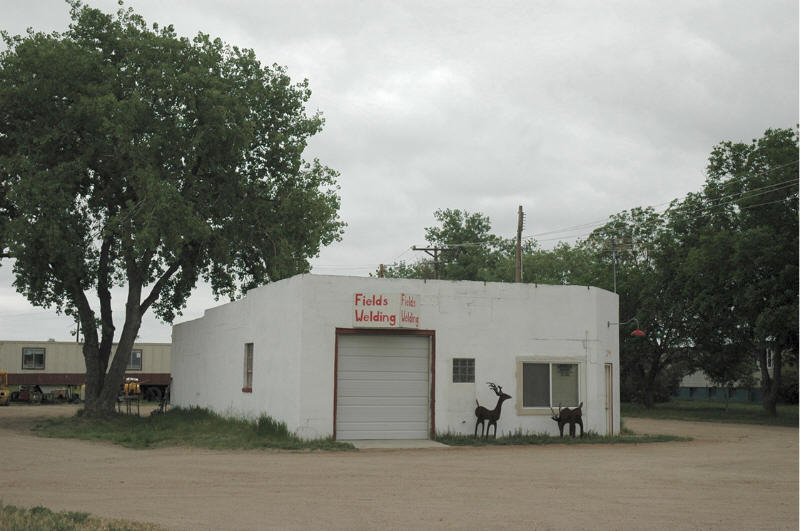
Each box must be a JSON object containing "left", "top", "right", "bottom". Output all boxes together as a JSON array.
[
  {"left": 33, "top": 407, "right": 354, "bottom": 451},
  {"left": 435, "top": 427, "right": 688, "bottom": 446},
  {"left": 0, "top": 500, "right": 164, "bottom": 531},
  {"left": 622, "top": 400, "right": 798, "bottom": 427}
]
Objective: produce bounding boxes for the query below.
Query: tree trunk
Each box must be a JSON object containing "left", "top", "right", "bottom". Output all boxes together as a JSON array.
[
  {"left": 758, "top": 347, "right": 779, "bottom": 417},
  {"left": 642, "top": 370, "right": 657, "bottom": 408},
  {"left": 83, "top": 279, "right": 144, "bottom": 417}
]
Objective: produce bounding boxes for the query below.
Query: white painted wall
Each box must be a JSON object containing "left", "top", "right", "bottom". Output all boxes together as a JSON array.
[{"left": 171, "top": 274, "right": 619, "bottom": 438}]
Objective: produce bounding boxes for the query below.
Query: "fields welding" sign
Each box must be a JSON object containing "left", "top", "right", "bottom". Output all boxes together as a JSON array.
[{"left": 352, "top": 292, "right": 420, "bottom": 328}]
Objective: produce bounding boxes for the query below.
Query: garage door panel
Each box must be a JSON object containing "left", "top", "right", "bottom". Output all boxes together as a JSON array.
[
  {"left": 337, "top": 404, "right": 429, "bottom": 422},
  {"left": 337, "top": 395, "right": 428, "bottom": 407},
  {"left": 338, "top": 370, "right": 428, "bottom": 382},
  {"left": 339, "top": 335, "right": 426, "bottom": 351},
  {"left": 338, "top": 379, "right": 429, "bottom": 398},
  {"left": 339, "top": 356, "right": 428, "bottom": 372},
  {"left": 336, "top": 421, "right": 430, "bottom": 440},
  {"left": 336, "top": 334, "right": 430, "bottom": 440}
]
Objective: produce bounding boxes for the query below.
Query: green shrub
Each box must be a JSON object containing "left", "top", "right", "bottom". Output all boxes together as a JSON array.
[{"left": 35, "top": 407, "right": 355, "bottom": 451}]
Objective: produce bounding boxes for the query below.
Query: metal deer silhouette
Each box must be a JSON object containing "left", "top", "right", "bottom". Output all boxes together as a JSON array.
[
  {"left": 550, "top": 403, "right": 584, "bottom": 437},
  {"left": 474, "top": 382, "right": 511, "bottom": 438}
]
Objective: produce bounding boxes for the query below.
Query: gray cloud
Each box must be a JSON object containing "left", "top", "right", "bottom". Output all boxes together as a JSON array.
[{"left": 1, "top": 0, "right": 797, "bottom": 341}]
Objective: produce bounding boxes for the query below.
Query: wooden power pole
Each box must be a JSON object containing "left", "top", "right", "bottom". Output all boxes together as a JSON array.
[
  {"left": 411, "top": 246, "right": 442, "bottom": 279},
  {"left": 411, "top": 245, "right": 461, "bottom": 280},
  {"left": 515, "top": 205, "right": 524, "bottom": 282}
]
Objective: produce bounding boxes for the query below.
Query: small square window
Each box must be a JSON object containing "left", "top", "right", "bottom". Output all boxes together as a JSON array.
[
  {"left": 243, "top": 343, "right": 254, "bottom": 392},
  {"left": 22, "top": 348, "right": 45, "bottom": 370},
  {"left": 452, "top": 358, "right": 475, "bottom": 383},
  {"left": 127, "top": 350, "right": 142, "bottom": 371}
]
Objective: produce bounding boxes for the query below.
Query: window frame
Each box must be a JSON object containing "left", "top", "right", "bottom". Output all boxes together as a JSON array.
[
  {"left": 452, "top": 358, "right": 475, "bottom": 383},
  {"left": 22, "top": 347, "right": 46, "bottom": 370},
  {"left": 242, "top": 343, "right": 254, "bottom": 393},
  {"left": 126, "top": 349, "right": 143, "bottom": 371},
  {"left": 515, "top": 358, "right": 583, "bottom": 415}
]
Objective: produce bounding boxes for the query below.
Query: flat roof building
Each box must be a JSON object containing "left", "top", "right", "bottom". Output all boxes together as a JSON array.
[{"left": 171, "top": 274, "right": 619, "bottom": 440}]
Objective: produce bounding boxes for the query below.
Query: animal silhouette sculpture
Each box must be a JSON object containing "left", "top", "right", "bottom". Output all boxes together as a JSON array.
[
  {"left": 474, "top": 382, "right": 511, "bottom": 438},
  {"left": 550, "top": 402, "right": 584, "bottom": 437}
]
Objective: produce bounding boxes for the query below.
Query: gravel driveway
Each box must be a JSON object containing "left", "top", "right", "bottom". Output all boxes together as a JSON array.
[{"left": 0, "top": 404, "right": 796, "bottom": 530}]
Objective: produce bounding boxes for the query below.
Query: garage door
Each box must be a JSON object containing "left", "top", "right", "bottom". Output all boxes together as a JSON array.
[{"left": 336, "top": 334, "right": 431, "bottom": 440}]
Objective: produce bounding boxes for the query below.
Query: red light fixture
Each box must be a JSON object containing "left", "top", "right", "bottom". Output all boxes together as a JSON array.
[{"left": 608, "top": 318, "right": 646, "bottom": 337}]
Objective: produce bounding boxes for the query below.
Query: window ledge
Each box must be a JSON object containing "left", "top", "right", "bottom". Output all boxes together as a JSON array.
[
  {"left": 516, "top": 407, "right": 555, "bottom": 416},
  {"left": 242, "top": 387, "right": 252, "bottom": 393}
]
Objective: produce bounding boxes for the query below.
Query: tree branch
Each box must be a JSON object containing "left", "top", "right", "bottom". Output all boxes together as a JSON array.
[
  {"left": 140, "top": 260, "right": 181, "bottom": 314},
  {"left": 97, "top": 235, "right": 115, "bottom": 357}
]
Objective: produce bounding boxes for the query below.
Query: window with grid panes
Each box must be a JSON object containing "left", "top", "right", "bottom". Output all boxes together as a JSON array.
[{"left": 452, "top": 358, "right": 475, "bottom": 383}]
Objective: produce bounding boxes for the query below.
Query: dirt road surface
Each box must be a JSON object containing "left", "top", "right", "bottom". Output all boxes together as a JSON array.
[{"left": 0, "top": 404, "right": 796, "bottom": 530}]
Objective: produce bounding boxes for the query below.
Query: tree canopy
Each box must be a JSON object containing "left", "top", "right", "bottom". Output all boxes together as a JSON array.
[
  {"left": 668, "top": 128, "right": 798, "bottom": 414},
  {"left": 0, "top": 1, "right": 344, "bottom": 415},
  {"left": 381, "top": 128, "right": 798, "bottom": 413}
]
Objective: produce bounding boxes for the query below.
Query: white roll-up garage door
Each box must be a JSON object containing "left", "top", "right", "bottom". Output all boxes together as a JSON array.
[{"left": 336, "top": 334, "right": 431, "bottom": 440}]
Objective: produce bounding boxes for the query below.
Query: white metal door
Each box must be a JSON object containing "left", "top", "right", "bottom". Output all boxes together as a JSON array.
[{"left": 336, "top": 334, "right": 430, "bottom": 440}]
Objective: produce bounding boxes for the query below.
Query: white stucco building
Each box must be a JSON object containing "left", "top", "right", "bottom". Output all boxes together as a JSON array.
[{"left": 171, "top": 274, "right": 620, "bottom": 440}]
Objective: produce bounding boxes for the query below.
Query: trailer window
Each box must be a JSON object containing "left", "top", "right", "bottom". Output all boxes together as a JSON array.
[
  {"left": 22, "top": 347, "right": 45, "bottom": 370},
  {"left": 243, "top": 343, "right": 253, "bottom": 392},
  {"left": 127, "top": 349, "right": 142, "bottom": 371}
]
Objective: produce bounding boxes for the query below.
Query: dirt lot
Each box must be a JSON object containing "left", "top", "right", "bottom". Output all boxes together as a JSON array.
[{"left": 0, "top": 404, "right": 797, "bottom": 530}]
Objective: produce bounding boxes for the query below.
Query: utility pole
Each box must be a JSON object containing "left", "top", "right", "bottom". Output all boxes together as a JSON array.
[
  {"left": 515, "top": 205, "right": 524, "bottom": 282},
  {"left": 411, "top": 245, "right": 460, "bottom": 280},
  {"left": 611, "top": 239, "right": 617, "bottom": 293}
]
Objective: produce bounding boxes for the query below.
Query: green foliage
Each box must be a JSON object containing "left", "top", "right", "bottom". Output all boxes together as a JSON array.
[
  {"left": 622, "top": 400, "right": 798, "bottom": 427},
  {"left": 384, "top": 128, "right": 796, "bottom": 417},
  {"left": 434, "top": 429, "right": 687, "bottom": 446},
  {"left": 384, "top": 209, "right": 511, "bottom": 280},
  {"left": 35, "top": 406, "right": 354, "bottom": 451},
  {"left": 0, "top": 500, "right": 161, "bottom": 531},
  {"left": 522, "top": 242, "right": 598, "bottom": 286},
  {"left": 580, "top": 207, "right": 694, "bottom": 407},
  {"left": 668, "top": 128, "right": 798, "bottom": 414},
  {"left": 0, "top": 1, "right": 343, "bottom": 414},
  {"left": 778, "top": 365, "right": 798, "bottom": 403}
]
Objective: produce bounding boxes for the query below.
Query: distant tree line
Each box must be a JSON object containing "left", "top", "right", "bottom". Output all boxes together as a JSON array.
[{"left": 382, "top": 128, "right": 798, "bottom": 414}]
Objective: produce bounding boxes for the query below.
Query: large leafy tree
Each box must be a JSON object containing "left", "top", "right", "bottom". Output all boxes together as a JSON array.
[
  {"left": 520, "top": 241, "right": 598, "bottom": 286},
  {"left": 582, "top": 208, "right": 691, "bottom": 407},
  {"left": 670, "top": 128, "right": 798, "bottom": 415},
  {"left": 384, "top": 209, "right": 510, "bottom": 281},
  {"left": 0, "top": 2, "right": 343, "bottom": 415}
]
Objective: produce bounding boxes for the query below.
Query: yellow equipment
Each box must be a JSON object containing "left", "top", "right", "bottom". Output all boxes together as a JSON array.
[
  {"left": 0, "top": 371, "right": 10, "bottom": 406},
  {"left": 122, "top": 378, "right": 141, "bottom": 396}
]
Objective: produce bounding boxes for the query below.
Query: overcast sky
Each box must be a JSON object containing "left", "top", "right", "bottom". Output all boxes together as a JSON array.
[{"left": 1, "top": 0, "right": 797, "bottom": 343}]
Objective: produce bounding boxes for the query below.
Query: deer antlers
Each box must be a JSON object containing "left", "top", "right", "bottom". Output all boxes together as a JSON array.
[{"left": 487, "top": 382, "right": 503, "bottom": 395}]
